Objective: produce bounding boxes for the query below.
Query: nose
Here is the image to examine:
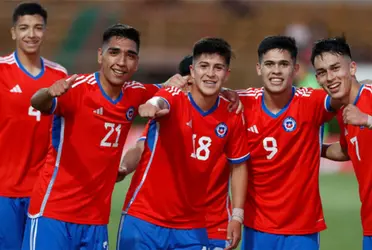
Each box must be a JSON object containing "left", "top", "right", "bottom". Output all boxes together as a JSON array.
[
  {"left": 117, "top": 54, "right": 126, "bottom": 67},
  {"left": 28, "top": 28, "right": 35, "bottom": 38},
  {"left": 326, "top": 71, "right": 335, "bottom": 82},
  {"left": 272, "top": 64, "right": 280, "bottom": 74},
  {"left": 206, "top": 67, "right": 215, "bottom": 77}
]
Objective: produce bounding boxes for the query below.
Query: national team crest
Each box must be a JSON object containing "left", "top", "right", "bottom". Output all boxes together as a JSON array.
[
  {"left": 282, "top": 117, "right": 296, "bottom": 132},
  {"left": 126, "top": 106, "right": 135, "bottom": 121},
  {"left": 215, "top": 122, "right": 228, "bottom": 138}
]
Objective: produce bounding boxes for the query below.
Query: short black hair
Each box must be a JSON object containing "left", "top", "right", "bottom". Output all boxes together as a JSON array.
[
  {"left": 310, "top": 36, "right": 352, "bottom": 65},
  {"left": 103, "top": 23, "right": 141, "bottom": 52},
  {"left": 13, "top": 2, "right": 47, "bottom": 25},
  {"left": 178, "top": 55, "right": 192, "bottom": 76},
  {"left": 193, "top": 37, "right": 232, "bottom": 66},
  {"left": 258, "top": 35, "right": 298, "bottom": 63}
]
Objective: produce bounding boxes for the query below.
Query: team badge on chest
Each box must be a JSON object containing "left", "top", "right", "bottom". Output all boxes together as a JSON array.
[
  {"left": 126, "top": 106, "right": 135, "bottom": 121},
  {"left": 215, "top": 122, "right": 228, "bottom": 138},
  {"left": 282, "top": 117, "right": 296, "bottom": 132}
]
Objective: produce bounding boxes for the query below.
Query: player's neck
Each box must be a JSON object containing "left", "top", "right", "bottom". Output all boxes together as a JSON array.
[
  {"left": 263, "top": 87, "right": 293, "bottom": 115},
  {"left": 98, "top": 73, "right": 122, "bottom": 100},
  {"left": 189, "top": 88, "right": 219, "bottom": 112},
  {"left": 16, "top": 49, "right": 42, "bottom": 75},
  {"left": 343, "top": 79, "right": 362, "bottom": 105}
]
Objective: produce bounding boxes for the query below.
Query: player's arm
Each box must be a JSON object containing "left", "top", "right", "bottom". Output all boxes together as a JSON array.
[
  {"left": 224, "top": 113, "right": 250, "bottom": 250},
  {"left": 321, "top": 142, "right": 349, "bottom": 161},
  {"left": 138, "top": 96, "right": 170, "bottom": 119},
  {"left": 342, "top": 104, "right": 372, "bottom": 129},
  {"left": 31, "top": 74, "right": 78, "bottom": 114},
  {"left": 117, "top": 139, "right": 145, "bottom": 182}
]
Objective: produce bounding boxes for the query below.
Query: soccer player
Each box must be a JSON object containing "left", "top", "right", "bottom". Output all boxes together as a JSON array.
[
  {"left": 21, "top": 23, "right": 183, "bottom": 250},
  {"left": 237, "top": 36, "right": 339, "bottom": 250},
  {"left": 313, "top": 37, "right": 372, "bottom": 250},
  {"left": 0, "top": 3, "right": 67, "bottom": 249},
  {"left": 117, "top": 38, "right": 250, "bottom": 250},
  {"left": 118, "top": 55, "right": 234, "bottom": 250}
]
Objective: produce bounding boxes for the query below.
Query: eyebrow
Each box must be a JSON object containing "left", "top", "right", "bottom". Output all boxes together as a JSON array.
[
  {"left": 316, "top": 62, "right": 340, "bottom": 72},
  {"left": 107, "top": 47, "right": 138, "bottom": 55}
]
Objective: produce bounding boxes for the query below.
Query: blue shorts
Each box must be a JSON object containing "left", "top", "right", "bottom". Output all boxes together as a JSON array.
[
  {"left": 208, "top": 238, "right": 229, "bottom": 249},
  {"left": 241, "top": 226, "right": 320, "bottom": 250},
  {"left": 22, "top": 216, "right": 108, "bottom": 250},
  {"left": 364, "top": 236, "right": 372, "bottom": 250},
  {"left": 117, "top": 214, "right": 209, "bottom": 249},
  {"left": 0, "top": 196, "right": 30, "bottom": 250}
]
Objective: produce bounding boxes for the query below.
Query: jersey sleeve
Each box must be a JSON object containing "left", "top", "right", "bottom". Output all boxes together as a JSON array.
[
  {"left": 153, "top": 87, "right": 183, "bottom": 113},
  {"left": 50, "top": 76, "right": 82, "bottom": 116},
  {"left": 306, "top": 88, "right": 335, "bottom": 125},
  {"left": 138, "top": 122, "right": 151, "bottom": 142},
  {"left": 225, "top": 113, "right": 251, "bottom": 164},
  {"left": 141, "top": 83, "right": 162, "bottom": 104}
]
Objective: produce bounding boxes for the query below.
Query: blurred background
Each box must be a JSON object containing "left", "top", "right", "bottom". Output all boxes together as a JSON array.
[{"left": 2, "top": 0, "right": 371, "bottom": 249}]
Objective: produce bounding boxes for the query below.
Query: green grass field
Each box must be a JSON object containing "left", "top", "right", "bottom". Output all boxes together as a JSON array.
[{"left": 108, "top": 173, "right": 362, "bottom": 250}]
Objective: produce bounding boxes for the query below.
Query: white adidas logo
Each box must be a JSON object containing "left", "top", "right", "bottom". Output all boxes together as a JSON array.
[
  {"left": 93, "top": 107, "right": 103, "bottom": 115},
  {"left": 247, "top": 125, "right": 259, "bottom": 134},
  {"left": 10, "top": 84, "right": 22, "bottom": 93}
]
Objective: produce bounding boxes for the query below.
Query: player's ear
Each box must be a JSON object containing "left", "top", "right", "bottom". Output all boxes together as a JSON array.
[
  {"left": 350, "top": 61, "right": 357, "bottom": 77},
  {"left": 97, "top": 48, "right": 103, "bottom": 64},
  {"left": 294, "top": 63, "right": 300, "bottom": 74},
  {"left": 10, "top": 27, "right": 16, "bottom": 40},
  {"left": 256, "top": 62, "right": 262, "bottom": 76},
  {"left": 190, "top": 64, "right": 195, "bottom": 79}
]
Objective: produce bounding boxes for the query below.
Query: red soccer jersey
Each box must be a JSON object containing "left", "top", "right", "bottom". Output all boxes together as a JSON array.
[
  {"left": 205, "top": 156, "right": 231, "bottom": 240},
  {"left": 338, "top": 84, "right": 372, "bottom": 235},
  {"left": 28, "top": 72, "right": 160, "bottom": 225},
  {"left": 238, "top": 87, "right": 334, "bottom": 234},
  {"left": 123, "top": 88, "right": 250, "bottom": 229},
  {"left": 0, "top": 52, "right": 67, "bottom": 197}
]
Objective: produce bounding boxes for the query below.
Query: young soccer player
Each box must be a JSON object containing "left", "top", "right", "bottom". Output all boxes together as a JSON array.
[
  {"left": 117, "top": 38, "right": 250, "bottom": 250},
  {"left": 22, "top": 23, "right": 179, "bottom": 250},
  {"left": 0, "top": 3, "right": 67, "bottom": 249},
  {"left": 238, "top": 36, "right": 339, "bottom": 250},
  {"left": 313, "top": 36, "right": 372, "bottom": 250},
  {"left": 118, "top": 55, "right": 234, "bottom": 250}
]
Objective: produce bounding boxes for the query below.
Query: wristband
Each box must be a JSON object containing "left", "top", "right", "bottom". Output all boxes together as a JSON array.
[
  {"left": 146, "top": 97, "right": 161, "bottom": 108},
  {"left": 367, "top": 115, "right": 372, "bottom": 129},
  {"left": 231, "top": 208, "right": 244, "bottom": 223}
]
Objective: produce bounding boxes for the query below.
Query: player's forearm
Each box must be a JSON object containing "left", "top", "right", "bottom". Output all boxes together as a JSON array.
[
  {"left": 121, "top": 142, "right": 144, "bottom": 174},
  {"left": 31, "top": 88, "right": 54, "bottom": 114},
  {"left": 230, "top": 162, "right": 248, "bottom": 209},
  {"left": 321, "top": 142, "right": 349, "bottom": 161}
]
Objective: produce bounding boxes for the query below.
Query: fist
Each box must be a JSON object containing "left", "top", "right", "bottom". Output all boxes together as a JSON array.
[
  {"left": 138, "top": 103, "right": 169, "bottom": 118},
  {"left": 164, "top": 74, "right": 189, "bottom": 89},
  {"left": 343, "top": 104, "right": 368, "bottom": 126},
  {"left": 48, "top": 74, "right": 78, "bottom": 97}
]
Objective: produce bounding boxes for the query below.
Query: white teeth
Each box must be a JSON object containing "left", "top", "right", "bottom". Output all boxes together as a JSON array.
[
  {"left": 113, "top": 69, "right": 124, "bottom": 74},
  {"left": 329, "top": 83, "right": 340, "bottom": 89}
]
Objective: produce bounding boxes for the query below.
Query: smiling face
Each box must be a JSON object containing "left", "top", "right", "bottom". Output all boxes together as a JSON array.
[
  {"left": 97, "top": 36, "right": 139, "bottom": 86},
  {"left": 257, "top": 48, "right": 299, "bottom": 94},
  {"left": 190, "top": 53, "right": 230, "bottom": 97},
  {"left": 313, "top": 52, "right": 356, "bottom": 99},
  {"left": 11, "top": 14, "right": 45, "bottom": 55}
]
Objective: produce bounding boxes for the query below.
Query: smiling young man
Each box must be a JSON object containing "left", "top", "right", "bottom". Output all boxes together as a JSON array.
[
  {"left": 21, "top": 23, "right": 178, "bottom": 250},
  {"left": 313, "top": 37, "right": 372, "bottom": 250},
  {"left": 236, "top": 36, "right": 340, "bottom": 250},
  {"left": 0, "top": 3, "right": 67, "bottom": 249},
  {"left": 117, "top": 38, "right": 250, "bottom": 250}
]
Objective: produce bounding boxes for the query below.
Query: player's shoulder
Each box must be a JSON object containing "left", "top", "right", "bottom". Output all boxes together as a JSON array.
[
  {"left": 123, "top": 80, "right": 147, "bottom": 91},
  {"left": 360, "top": 84, "right": 372, "bottom": 96},
  {"left": 294, "top": 87, "right": 325, "bottom": 98},
  {"left": 237, "top": 87, "right": 263, "bottom": 102},
  {"left": 43, "top": 58, "right": 68, "bottom": 76},
  {"left": 70, "top": 73, "right": 97, "bottom": 90},
  {"left": 0, "top": 53, "right": 17, "bottom": 69}
]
